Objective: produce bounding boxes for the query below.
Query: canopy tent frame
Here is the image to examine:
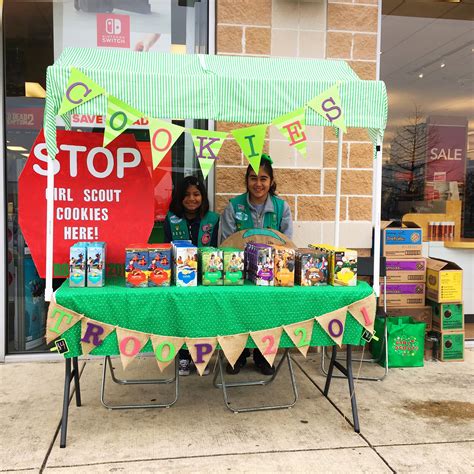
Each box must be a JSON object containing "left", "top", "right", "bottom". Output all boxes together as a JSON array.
[{"left": 43, "top": 48, "right": 387, "bottom": 301}]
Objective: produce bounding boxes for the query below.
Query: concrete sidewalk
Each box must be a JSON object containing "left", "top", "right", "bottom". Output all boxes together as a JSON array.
[{"left": 1, "top": 349, "right": 473, "bottom": 473}]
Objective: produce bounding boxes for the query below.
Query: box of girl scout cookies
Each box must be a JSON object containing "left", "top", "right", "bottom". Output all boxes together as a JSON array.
[
  {"left": 309, "top": 244, "right": 357, "bottom": 286},
  {"left": 435, "top": 330, "right": 464, "bottom": 362},
  {"left": 125, "top": 245, "right": 149, "bottom": 288},
  {"left": 295, "top": 249, "right": 329, "bottom": 286},
  {"left": 172, "top": 241, "right": 198, "bottom": 287},
  {"left": 426, "top": 258, "right": 463, "bottom": 303},
  {"left": 429, "top": 301, "right": 464, "bottom": 332},
  {"left": 148, "top": 244, "right": 172, "bottom": 287},
  {"left": 273, "top": 246, "right": 295, "bottom": 287},
  {"left": 385, "top": 258, "right": 426, "bottom": 283},
  {"left": 222, "top": 248, "right": 245, "bottom": 285},
  {"left": 199, "top": 248, "right": 224, "bottom": 286},
  {"left": 69, "top": 242, "right": 87, "bottom": 287},
  {"left": 381, "top": 221, "right": 423, "bottom": 258},
  {"left": 86, "top": 242, "right": 106, "bottom": 287}
]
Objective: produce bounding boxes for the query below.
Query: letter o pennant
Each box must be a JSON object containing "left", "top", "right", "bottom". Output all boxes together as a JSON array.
[{"left": 150, "top": 335, "right": 184, "bottom": 372}]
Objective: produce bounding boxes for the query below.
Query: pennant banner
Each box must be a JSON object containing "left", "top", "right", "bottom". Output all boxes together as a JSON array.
[
  {"left": 283, "top": 319, "right": 315, "bottom": 358},
  {"left": 251, "top": 327, "right": 283, "bottom": 367},
  {"left": 116, "top": 328, "right": 149, "bottom": 369},
  {"left": 150, "top": 335, "right": 185, "bottom": 372},
  {"left": 80, "top": 319, "right": 115, "bottom": 356},
  {"left": 316, "top": 307, "right": 348, "bottom": 347},
  {"left": 186, "top": 337, "right": 217, "bottom": 376},
  {"left": 58, "top": 67, "right": 105, "bottom": 116},
  {"left": 46, "top": 301, "right": 83, "bottom": 344},
  {"left": 103, "top": 95, "right": 143, "bottom": 147},
  {"left": 272, "top": 107, "right": 308, "bottom": 158},
  {"left": 231, "top": 124, "right": 268, "bottom": 174},
  {"left": 217, "top": 333, "right": 249, "bottom": 369},
  {"left": 307, "top": 84, "right": 347, "bottom": 133},
  {"left": 149, "top": 119, "right": 185, "bottom": 169},
  {"left": 348, "top": 293, "right": 377, "bottom": 334}
]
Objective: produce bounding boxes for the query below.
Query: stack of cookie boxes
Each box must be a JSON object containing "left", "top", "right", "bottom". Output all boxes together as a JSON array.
[
  {"left": 426, "top": 258, "right": 464, "bottom": 362},
  {"left": 380, "top": 222, "right": 431, "bottom": 328}
]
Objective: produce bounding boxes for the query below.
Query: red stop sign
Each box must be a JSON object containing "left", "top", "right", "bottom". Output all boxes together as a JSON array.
[{"left": 19, "top": 130, "right": 154, "bottom": 277}]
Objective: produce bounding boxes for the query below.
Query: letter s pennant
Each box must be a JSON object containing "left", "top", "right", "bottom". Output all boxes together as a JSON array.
[
  {"left": 58, "top": 67, "right": 105, "bottom": 116},
  {"left": 307, "top": 83, "right": 347, "bottom": 133}
]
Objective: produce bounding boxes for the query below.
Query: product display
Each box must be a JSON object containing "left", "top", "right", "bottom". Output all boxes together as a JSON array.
[
  {"left": 273, "top": 245, "right": 295, "bottom": 287},
  {"left": 222, "top": 248, "right": 245, "bottom": 285},
  {"left": 295, "top": 249, "right": 329, "bottom": 286},
  {"left": 199, "top": 248, "right": 224, "bottom": 286},
  {"left": 125, "top": 245, "right": 149, "bottom": 288},
  {"left": 245, "top": 243, "right": 274, "bottom": 286},
  {"left": 69, "top": 242, "right": 87, "bottom": 288},
  {"left": 148, "top": 244, "right": 172, "bottom": 287},
  {"left": 87, "top": 242, "right": 106, "bottom": 287},
  {"left": 172, "top": 241, "right": 198, "bottom": 287},
  {"left": 309, "top": 244, "right": 357, "bottom": 286}
]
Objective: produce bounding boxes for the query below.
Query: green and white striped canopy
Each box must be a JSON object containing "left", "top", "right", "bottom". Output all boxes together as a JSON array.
[{"left": 44, "top": 48, "right": 387, "bottom": 156}]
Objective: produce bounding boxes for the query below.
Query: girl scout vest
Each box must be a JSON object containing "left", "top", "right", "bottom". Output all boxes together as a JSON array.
[
  {"left": 166, "top": 211, "right": 219, "bottom": 247},
  {"left": 230, "top": 193, "right": 284, "bottom": 231}
]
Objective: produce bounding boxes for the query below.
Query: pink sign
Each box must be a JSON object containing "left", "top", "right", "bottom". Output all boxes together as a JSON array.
[
  {"left": 96, "top": 13, "right": 130, "bottom": 49},
  {"left": 425, "top": 118, "right": 467, "bottom": 184}
]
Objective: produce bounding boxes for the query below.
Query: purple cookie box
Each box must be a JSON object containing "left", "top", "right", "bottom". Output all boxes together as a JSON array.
[
  {"left": 385, "top": 283, "right": 425, "bottom": 294},
  {"left": 386, "top": 260, "right": 426, "bottom": 271}
]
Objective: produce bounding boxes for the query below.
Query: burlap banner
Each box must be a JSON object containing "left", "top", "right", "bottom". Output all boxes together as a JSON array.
[{"left": 46, "top": 292, "right": 376, "bottom": 370}]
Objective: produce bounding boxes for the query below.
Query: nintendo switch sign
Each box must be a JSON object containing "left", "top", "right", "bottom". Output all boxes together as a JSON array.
[{"left": 97, "top": 13, "right": 130, "bottom": 48}]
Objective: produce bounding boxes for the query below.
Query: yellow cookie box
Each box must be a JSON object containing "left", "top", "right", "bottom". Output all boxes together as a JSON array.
[{"left": 309, "top": 244, "right": 358, "bottom": 286}]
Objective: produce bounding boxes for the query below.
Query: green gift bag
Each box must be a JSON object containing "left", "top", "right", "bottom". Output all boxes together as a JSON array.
[{"left": 370, "top": 316, "right": 426, "bottom": 368}]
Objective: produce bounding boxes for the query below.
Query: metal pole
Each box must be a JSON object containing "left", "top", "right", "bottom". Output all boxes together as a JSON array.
[
  {"left": 372, "top": 139, "right": 382, "bottom": 297},
  {"left": 45, "top": 149, "right": 55, "bottom": 302},
  {"left": 334, "top": 129, "right": 344, "bottom": 247}
]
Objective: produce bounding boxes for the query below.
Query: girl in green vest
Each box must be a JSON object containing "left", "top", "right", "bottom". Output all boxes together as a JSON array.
[
  {"left": 220, "top": 154, "right": 293, "bottom": 376},
  {"left": 164, "top": 175, "right": 219, "bottom": 375}
]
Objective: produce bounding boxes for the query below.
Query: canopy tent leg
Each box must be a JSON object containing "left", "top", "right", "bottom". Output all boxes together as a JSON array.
[
  {"left": 372, "top": 140, "right": 383, "bottom": 297},
  {"left": 334, "top": 129, "right": 344, "bottom": 247},
  {"left": 45, "top": 153, "right": 55, "bottom": 302}
]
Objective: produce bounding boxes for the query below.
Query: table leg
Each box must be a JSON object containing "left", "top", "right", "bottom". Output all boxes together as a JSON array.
[
  {"left": 60, "top": 358, "right": 72, "bottom": 448},
  {"left": 346, "top": 345, "right": 360, "bottom": 433},
  {"left": 323, "top": 345, "right": 337, "bottom": 396},
  {"left": 72, "top": 357, "right": 82, "bottom": 407}
]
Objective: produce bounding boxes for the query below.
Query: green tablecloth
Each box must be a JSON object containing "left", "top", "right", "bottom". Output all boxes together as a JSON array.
[{"left": 55, "top": 278, "right": 374, "bottom": 357}]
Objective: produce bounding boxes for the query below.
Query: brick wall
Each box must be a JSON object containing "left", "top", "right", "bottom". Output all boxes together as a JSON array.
[{"left": 215, "top": 0, "right": 379, "bottom": 248}]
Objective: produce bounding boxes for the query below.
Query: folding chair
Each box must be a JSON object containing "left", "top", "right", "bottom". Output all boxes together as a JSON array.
[
  {"left": 100, "top": 355, "right": 180, "bottom": 409},
  {"left": 321, "top": 256, "right": 389, "bottom": 381}
]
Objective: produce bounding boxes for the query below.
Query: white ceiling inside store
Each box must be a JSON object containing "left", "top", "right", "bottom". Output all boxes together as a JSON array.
[{"left": 381, "top": 1, "right": 474, "bottom": 156}]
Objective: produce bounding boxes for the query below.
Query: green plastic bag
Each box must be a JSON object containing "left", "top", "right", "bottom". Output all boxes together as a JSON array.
[{"left": 371, "top": 316, "right": 426, "bottom": 368}]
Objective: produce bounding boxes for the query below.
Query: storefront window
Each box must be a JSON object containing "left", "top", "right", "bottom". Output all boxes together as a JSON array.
[
  {"left": 381, "top": 1, "right": 473, "bottom": 240},
  {"left": 3, "top": 0, "right": 209, "bottom": 354}
]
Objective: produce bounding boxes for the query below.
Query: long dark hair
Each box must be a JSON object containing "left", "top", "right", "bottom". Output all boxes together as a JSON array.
[
  {"left": 245, "top": 154, "right": 277, "bottom": 195},
  {"left": 169, "top": 175, "right": 210, "bottom": 218}
]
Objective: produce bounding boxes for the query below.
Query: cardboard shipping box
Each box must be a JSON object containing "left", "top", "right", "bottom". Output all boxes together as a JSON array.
[
  {"left": 386, "top": 305, "right": 432, "bottom": 331},
  {"left": 385, "top": 258, "right": 426, "bottom": 283},
  {"left": 429, "top": 301, "right": 464, "bottom": 332},
  {"left": 426, "top": 258, "right": 463, "bottom": 303},
  {"left": 379, "top": 283, "right": 426, "bottom": 307},
  {"left": 436, "top": 330, "right": 464, "bottom": 362},
  {"left": 381, "top": 221, "right": 423, "bottom": 259}
]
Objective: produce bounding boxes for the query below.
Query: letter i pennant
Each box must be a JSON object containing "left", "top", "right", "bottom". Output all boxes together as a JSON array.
[
  {"left": 307, "top": 83, "right": 347, "bottom": 133},
  {"left": 103, "top": 95, "right": 143, "bottom": 147},
  {"left": 58, "top": 67, "right": 105, "bottom": 116},
  {"left": 232, "top": 124, "right": 268, "bottom": 174},
  {"left": 272, "top": 108, "right": 307, "bottom": 158}
]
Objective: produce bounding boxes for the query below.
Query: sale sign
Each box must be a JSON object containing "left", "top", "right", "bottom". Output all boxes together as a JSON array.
[{"left": 18, "top": 130, "right": 154, "bottom": 278}]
